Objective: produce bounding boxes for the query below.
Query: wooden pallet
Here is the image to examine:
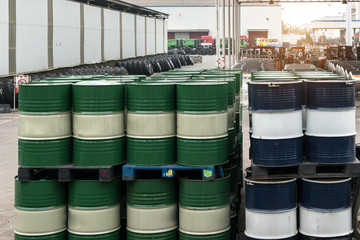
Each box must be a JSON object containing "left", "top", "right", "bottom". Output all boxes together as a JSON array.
[
  {"left": 251, "top": 160, "right": 360, "bottom": 180},
  {"left": 18, "top": 164, "right": 122, "bottom": 182}
]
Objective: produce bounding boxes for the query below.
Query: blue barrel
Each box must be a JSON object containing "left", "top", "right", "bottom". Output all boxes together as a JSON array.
[
  {"left": 245, "top": 177, "right": 298, "bottom": 239},
  {"left": 299, "top": 234, "right": 352, "bottom": 240},
  {"left": 304, "top": 80, "right": 355, "bottom": 164},
  {"left": 299, "top": 178, "right": 353, "bottom": 238},
  {"left": 245, "top": 178, "right": 297, "bottom": 211},
  {"left": 249, "top": 80, "right": 303, "bottom": 166}
]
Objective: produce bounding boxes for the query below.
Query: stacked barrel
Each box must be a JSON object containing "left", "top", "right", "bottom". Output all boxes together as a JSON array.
[
  {"left": 245, "top": 177, "right": 298, "bottom": 240},
  {"left": 304, "top": 80, "right": 356, "bottom": 163},
  {"left": 299, "top": 178, "right": 353, "bottom": 239},
  {"left": 68, "top": 178, "right": 121, "bottom": 239},
  {"left": 127, "top": 179, "right": 178, "bottom": 239},
  {"left": 179, "top": 177, "right": 230, "bottom": 240},
  {"left": 176, "top": 82, "right": 228, "bottom": 166},
  {"left": 72, "top": 81, "right": 125, "bottom": 166},
  {"left": 249, "top": 80, "right": 303, "bottom": 166},
  {"left": 14, "top": 178, "right": 67, "bottom": 239},
  {"left": 126, "top": 82, "right": 176, "bottom": 165},
  {"left": 18, "top": 83, "right": 72, "bottom": 167}
]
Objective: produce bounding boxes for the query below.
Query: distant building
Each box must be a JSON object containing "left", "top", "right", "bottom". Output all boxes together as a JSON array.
[{"left": 126, "top": 0, "right": 282, "bottom": 46}]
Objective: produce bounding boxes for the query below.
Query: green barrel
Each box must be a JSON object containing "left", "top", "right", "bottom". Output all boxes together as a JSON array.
[
  {"left": 223, "top": 164, "right": 238, "bottom": 217},
  {"left": 126, "top": 83, "right": 176, "bottom": 165},
  {"left": 127, "top": 179, "right": 178, "bottom": 237},
  {"left": 179, "top": 177, "right": 230, "bottom": 236},
  {"left": 72, "top": 81, "right": 125, "bottom": 166},
  {"left": 235, "top": 113, "right": 240, "bottom": 135},
  {"left": 15, "top": 231, "right": 67, "bottom": 240},
  {"left": 68, "top": 178, "right": 121, "bottom": 236},
  {"left": 68, "top": 230, "right": 120, "bottom": 240},
  {"left": 204, "top": 69, "right": 242, "bottom": 93},
  {"left": 14, "top": 178, "right": 67, "bottom": 237},
  {"left": 18, "top": 83, "right": 72, "bottom": 167},
  {"left": 177, "top": 82, "right": 228, "bottom": 166},
  {"left": 179, "top": 230, "right": 231, "bottom": 240},
  {"left": 227, "top": 128, "right": 235, "bottom": 156}
]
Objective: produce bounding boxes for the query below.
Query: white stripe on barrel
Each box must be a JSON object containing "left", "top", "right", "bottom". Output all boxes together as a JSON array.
[
  {"left": 68, "top": 205, "right": 120, "bottom": 235},
  {"left": 177, "top": 112, "right": 227, "bottom": 139},
  {"left": 127, "top": 204, "right": 178, "bottom": 233},
  {"left": 14, "top": 206, "right": 67, "bottom": 236},
  {"left": 126, "top": 112, "right": 176, "bottom": 138},
  {"left": 245, "top": 208, "right": 297, "bottom": 239},
  {"left": 179, "top": 205, "right": 230, "bottom": 235},
  {"left": 18, "top": 113, "right": 71, "bottom": 140},
  {"left": 73, "top": 113, "right": 125, "bottom": 139},
  {"left": 252, "top": 110, "right": 303, "bottom": 139},
  {"left": 305, "top": 108, "right": 356, "bottom": 137},
  {"left": 299, "top": 205, "right": 352, "bottom": 237}
]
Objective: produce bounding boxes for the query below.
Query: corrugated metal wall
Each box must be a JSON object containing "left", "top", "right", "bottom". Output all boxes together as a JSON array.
[{"left": 1, "top": 0, "right": 168, "bottom": 77}]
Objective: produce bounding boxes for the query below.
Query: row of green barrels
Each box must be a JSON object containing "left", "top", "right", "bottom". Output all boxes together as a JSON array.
[
  {"left": 18, "top": 76, "right": 242, "bottom": 167},
  {"left": 14, "top": 176, "right": 236, "bottom": 240}
]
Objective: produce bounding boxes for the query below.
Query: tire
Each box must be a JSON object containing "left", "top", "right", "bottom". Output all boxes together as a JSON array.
[
  {"left": 207, "top": 49, "right": 214, "bottom": 55},
  {"left": 0, "top": 83, "right": 7, "bottom": 104},
  {"left": 184, "top": 48, "right": 192, "bottom": 54},
  {"left": 185, "top": 55, "right": 194, "bottom": 65},
  {"left": 199, "top": 49, "right": 207, "bottom": 55},
  {"left": 179, "top": 55, "right": 187, "bottom": 66},
  {"left": 191, "top": 49, "right": 198, "bottom": 55}
]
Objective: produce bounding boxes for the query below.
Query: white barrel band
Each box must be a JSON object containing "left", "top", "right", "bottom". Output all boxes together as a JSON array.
[
  {"left": 126, "top": 112, "right": 175, "bottom": 138},
  {"left": 299, "top": 206, "right": 353, "bottom": 237},
  {"left": 228, "top": 106, "right": 235, "bottom": 129},
  {"left": 68, "top": 205, "right": 120, "bottom": 235},
  {"left": 252, "top": 111, "right": 303, "bottom": 139},
  {"left": 73, "top": 113, "right": 124, "bottom": 139},
  {"left": 18, "top": 113, "right": 71, "bottom": 140},
  {"left": 14, "top": 206, "right": 67, "bottom": 236},
  {"left": 177, "top": 112, "right": 227, "bottom": 139},
  {"left": 127, "top": 204, "right": 178, "bottom": 233},
  {"left": 305, "top": 109, "right": 356, "bottom": 137},
  {"left": 245, "top": 208, "right": 297, "bottom": 239},
  {"left": 179, "top": 205, "right": 229, "bottom": 235}
]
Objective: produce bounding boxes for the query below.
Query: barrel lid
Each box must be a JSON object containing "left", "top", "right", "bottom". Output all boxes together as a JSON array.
[
  {"left": 302, "top": 178, "right": 351, "bottom": 184},
  {"left": 23, "top": 82, "right": 72, "bottom": 86},
  {"left": 128, "top": 81, "right": 175, "bottom": 86},
  {"left": 178, "top": 81, "right": 227, "bottom": 86},
  {"left": 142, "top": 79, "right": 188, "bottom": 83},
  {"left": 74, "top": 80, "right": 123, "bottom": 86}
]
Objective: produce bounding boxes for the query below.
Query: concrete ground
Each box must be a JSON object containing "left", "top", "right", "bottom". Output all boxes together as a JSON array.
[{"left": 1, "top": 55, "right": 360, "bottom": 239}]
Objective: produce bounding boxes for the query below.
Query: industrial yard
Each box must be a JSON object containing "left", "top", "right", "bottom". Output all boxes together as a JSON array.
[{"left": 3, "top": 0, "right": 360, "bottom": 240}]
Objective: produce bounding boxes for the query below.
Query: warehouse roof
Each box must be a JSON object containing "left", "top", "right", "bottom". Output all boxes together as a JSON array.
[{"left": 70, "top": 0, "right": 168, "bottom": 18}]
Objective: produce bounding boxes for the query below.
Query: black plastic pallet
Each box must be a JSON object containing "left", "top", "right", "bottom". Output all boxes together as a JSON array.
[
  {"left": 18, "top": 164, "right": 122, "bottom": 182},
  {"left": 251, "top": 160, "right": 360, "bottom": 180}
]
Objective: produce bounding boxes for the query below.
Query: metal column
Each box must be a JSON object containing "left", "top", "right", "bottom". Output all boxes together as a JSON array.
[
  {"left": 222, "top": 0, "right": 226, "bottom": 68},
  {"left": 228, "top": 0, "right": 231, "bottom": 68},
  {"left": 216, "top": 0, "right": 220, "bottom": 68},
  {"left": 346, "top": 3, "right": 352, "bottom": 46}
]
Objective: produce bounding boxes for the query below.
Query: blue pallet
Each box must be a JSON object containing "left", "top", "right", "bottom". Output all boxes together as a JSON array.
[{"left": 122, "top": 164, "right": 224, "bottom": 181}]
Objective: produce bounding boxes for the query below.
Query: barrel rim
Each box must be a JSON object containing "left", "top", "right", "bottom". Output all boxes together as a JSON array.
[
  {"left": 180, "top": 175, "right": 230, "bottom": 183},
  {"left": 248, "top": 80, "right": 303, "bottom": 85},
  {"left": 245, "top": 176, "right": 297, "bottom": 185},
  {"left": 74, "top": 80, "right": 123, "bottom": 86},
  {"left": 304, "top": 79, "right": 354, "bottom": 84},
  {"left": 177, "top": 82, "right": 227, "bottom": 86},
  {"left": 128, "top": 82, "right": 176, "bottom": 86},
  {"left": 22, "top": 82, "right": 72, "bottom": 86},
  {"left": 302, "top": 178, "right": 352, "bottom": 184}
]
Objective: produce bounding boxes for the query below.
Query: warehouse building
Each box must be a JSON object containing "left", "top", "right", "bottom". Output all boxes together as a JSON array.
[{"left": 126, "top": 0, "right": 282, "bottom": 46}]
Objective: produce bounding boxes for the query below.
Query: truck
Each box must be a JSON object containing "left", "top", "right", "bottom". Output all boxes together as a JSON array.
[{"left": 167, "top": 39, "right": 184, "bottom": 50}]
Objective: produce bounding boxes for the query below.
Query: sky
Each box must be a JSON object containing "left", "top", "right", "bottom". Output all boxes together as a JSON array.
[{"left": 281, "top": 3, "right": 347, "bottom": 25}]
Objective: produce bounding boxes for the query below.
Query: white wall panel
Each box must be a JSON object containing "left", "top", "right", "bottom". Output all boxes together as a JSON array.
[
  {"left": 0, "top": 0, "right": 9, "bottom": 76},
  {"left": 84, "top": 5, "right": 101, "bottom": 64},
  {"left": 164, "top": 20, "right": 168, "bottom": 53},
  {"left": 156, "top": 19, "right": 164, "bottom": 54},
  {"left": 146, "top": 18, "right": 155, "bottom": 55},
  {"left": 53, "top": 0, "right": 80, "bottom": 68},
  {"left": 136, "top": 15, "right": 145, "bottom": 57},
  {"left": 122, "top": 12, "right": 135, "bottom": 59},
  {"left": 16, "top": 0, "right": 48, "bottom": 73},
  {"left": 104, "top": 9, "right": 120, "bottom": 61}
]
